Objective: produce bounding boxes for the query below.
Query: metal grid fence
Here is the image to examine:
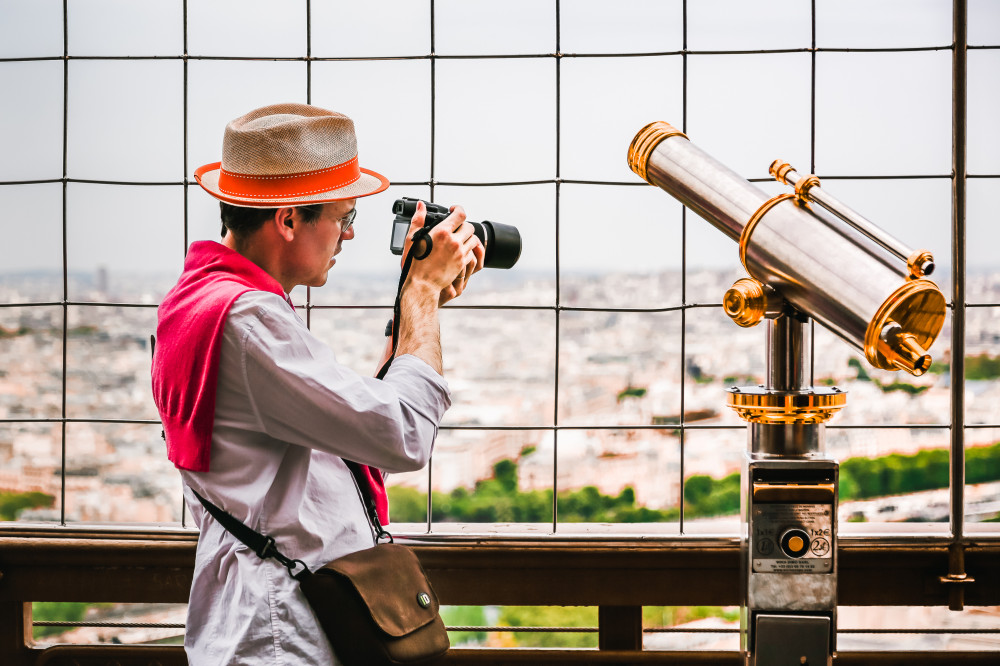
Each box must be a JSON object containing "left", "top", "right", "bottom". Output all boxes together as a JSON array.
[{"left": 0, "top": 0, "right": 997, "bottom": 542}]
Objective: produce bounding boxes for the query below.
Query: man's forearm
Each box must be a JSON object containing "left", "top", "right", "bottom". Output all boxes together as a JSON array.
[{"left": 394, "top": 277, "right": 443, "bottom": 375}]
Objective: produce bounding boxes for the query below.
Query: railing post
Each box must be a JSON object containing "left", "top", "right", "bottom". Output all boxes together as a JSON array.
[
  {"left": 598, "top": 605, "right": 643, "bottom": 651},
  {"left": 947, "top": 0, "right": 970, "bottom": 609},
  {"left": 0, "top": 596, "right": 32, "bottom": 666}
]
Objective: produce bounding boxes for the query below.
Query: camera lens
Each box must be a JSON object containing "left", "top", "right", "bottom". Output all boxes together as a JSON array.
[{"left": 477, "top": 221, "right": 521, "bottom": 270}]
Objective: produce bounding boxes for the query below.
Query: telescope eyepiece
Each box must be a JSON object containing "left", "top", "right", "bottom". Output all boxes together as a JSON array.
[{"left": 878, "top": 322, "right": 933, "bottom": 376}]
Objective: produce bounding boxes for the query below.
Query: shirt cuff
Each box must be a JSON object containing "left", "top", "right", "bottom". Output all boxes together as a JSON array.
[{"left": 383, "top": 354, "right": 452, "bottom": 422}]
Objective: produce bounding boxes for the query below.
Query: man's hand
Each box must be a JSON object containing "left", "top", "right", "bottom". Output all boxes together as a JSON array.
[
  {"left": 437, "top": 218, "right": 485, "bottom": 305},
  {"left": 401, "top": 201, "right": 485, "bottom": 305},
  {"left": 391, "top": 200, "right": 485, "bottom": 376}
]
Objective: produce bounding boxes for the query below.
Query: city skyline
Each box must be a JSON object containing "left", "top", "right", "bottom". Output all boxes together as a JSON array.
[{"left": 2, "top": 268, "right": 998, "bottom": 529}]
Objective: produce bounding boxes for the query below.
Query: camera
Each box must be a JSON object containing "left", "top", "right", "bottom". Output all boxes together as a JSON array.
[{"left": 390, "top": 197, "right": 521, "bottom": 269}]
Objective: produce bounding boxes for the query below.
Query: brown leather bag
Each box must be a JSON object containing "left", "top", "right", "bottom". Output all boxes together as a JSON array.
[
  {"left": 299, "top": 542, "right": 449, "bottom": 665},
  {"left": 192, "top": 462, "right": 450, "bottom": 666}
]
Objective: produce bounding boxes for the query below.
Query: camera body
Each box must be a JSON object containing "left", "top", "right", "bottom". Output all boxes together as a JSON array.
[{"left": 390, "top": 197, "right": 521, "bottom": 269}]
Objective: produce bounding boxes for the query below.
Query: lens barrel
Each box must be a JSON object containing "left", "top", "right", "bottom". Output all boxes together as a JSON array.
[{"left": 475, "top": 221, "right": 521, "bottom": 269}]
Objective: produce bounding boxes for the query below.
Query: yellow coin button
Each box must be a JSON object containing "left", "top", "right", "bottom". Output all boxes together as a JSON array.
[{"left": 788, "top": 536, "right": 804, "bottom": 552}]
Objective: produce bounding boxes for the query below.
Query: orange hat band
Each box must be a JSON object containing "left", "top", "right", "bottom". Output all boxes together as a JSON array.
[{"left": 215, "top": 156, "right": 362, "bottom": 200}]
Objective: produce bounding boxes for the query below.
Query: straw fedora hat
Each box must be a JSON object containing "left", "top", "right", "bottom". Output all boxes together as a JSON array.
[{"left": 194, "top": 103, "right": 390, "bottom": 207}]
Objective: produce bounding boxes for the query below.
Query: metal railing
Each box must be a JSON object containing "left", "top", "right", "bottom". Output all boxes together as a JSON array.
[{"left": 1, "top": 530, "right": 998, "bottom": 664}]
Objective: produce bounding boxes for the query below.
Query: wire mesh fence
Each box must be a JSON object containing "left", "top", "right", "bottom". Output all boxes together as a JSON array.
[{"left": 0, "top": 0, "right": 997, "bottom": 536}]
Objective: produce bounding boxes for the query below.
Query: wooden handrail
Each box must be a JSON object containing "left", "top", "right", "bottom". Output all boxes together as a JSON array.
[
  {"left": 26, "top": 645, "right": 1000, "bottom": 665},
  {"left": 1, "top": 531, "right": 999, "bottom": 665}
]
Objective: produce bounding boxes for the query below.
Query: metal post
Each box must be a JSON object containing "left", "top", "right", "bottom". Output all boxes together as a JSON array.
[
  {"left": 740, "top": 311, "right": 838, "bottom": 666},
  {"left": 942, "top": 0, "right": 973, "bottom": 611},
  {"left": 598, "top": 606, "right": 643, "bottom": 652}
]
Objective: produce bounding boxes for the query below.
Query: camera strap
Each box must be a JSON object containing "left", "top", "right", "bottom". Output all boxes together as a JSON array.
[{"left": 375, "top": 225, "right": 434, "bottom": 381}]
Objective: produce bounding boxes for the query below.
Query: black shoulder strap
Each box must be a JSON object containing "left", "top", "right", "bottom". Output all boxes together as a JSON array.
[
  {"left": 190, "top": 488, "right": 310, "bottom": 580},
  {"left": 189, "top": 460, "right": 391, "bottom": 580}
]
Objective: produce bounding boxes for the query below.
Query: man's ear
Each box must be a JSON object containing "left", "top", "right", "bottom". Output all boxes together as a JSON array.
[{"left": 274, "top": 208, "right": 296, "bottom": 241}]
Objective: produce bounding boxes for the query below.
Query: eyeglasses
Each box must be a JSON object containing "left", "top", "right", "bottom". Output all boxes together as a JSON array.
[{"left": 339, "top": 207, "right": 357, "bottom": 233}]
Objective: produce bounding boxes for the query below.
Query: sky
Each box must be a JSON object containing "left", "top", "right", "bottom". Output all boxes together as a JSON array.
[{"left": 0, "top": 0, "right": 997, "bottom": 285}]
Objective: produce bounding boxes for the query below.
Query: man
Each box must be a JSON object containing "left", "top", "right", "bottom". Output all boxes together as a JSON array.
[{"left": 151, "top": 103, "right": 483, "bottom": 664}]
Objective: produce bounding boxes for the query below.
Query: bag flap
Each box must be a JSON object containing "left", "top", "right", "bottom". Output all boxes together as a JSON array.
[{"left": 322, "top": 543, "right": 440, "bottom": 637}]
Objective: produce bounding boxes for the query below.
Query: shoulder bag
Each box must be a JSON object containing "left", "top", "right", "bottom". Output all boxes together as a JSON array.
[{"left": 191, "top": 460, "right": 449, "bottom": 665}]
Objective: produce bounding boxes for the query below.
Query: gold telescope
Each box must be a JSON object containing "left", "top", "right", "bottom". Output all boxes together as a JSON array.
[
  {"left": 628, "top": 121, "right": 946, "bottom": 377},
  {"left": 628, "top": 121, "right": 950, "bottom": 665}
]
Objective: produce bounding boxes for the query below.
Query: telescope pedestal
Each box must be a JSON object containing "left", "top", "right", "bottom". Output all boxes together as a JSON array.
[{"left": 734, "top": 314, "right": 840, "bottom": 666}]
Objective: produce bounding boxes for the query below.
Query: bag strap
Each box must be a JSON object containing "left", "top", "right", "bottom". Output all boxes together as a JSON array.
[
  {"left": 189, "top": 461, "right": 391, "bottom": 580},
  {"left": 190, "top": 488, "right": 311, "bottom": 580},
  {"left": 343, "top": 459, "right": 394, "bottom": 544},
  {"left": 181, "top": 242, "right": 426, "bottom": 579}
]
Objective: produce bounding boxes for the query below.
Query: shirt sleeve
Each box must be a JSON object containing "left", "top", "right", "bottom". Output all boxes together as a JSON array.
[{"left": 230, "top": 292, "right": 451, "bottom": 474}]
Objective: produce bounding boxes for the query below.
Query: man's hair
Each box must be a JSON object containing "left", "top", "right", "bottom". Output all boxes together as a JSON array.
[{"left": 219, "top": 202, "right": 323, "bottom": 238}]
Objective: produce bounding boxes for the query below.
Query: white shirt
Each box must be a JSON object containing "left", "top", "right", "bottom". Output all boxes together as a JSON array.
[{"left": 179, "top": 291, "right": 450, "bottom": 665}]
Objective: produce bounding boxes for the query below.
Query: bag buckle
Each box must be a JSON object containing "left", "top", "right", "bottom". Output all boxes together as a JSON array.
[
  {"left": 256, "top": 536, "right": 277, "bottom": 559},
  {"left": 255, "top": 537, "right": 309, "bottom": 578},
  {"left": 281, "top": 556, "right": 310, "bottom": 580}
]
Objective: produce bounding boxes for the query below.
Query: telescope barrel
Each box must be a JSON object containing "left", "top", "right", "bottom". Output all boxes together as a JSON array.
[
  {"left": 628, "top": 122, "right": 945, "bottom": 376},
  {"left": 628, "top": 123, "right": 765, "bottom": 243},
  {"left": 770, "top": 161, "right": 935, "bottom": 279}
]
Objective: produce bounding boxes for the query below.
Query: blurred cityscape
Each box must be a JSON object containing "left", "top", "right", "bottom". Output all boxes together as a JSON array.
[
  {"left": 1, "top": 267, "right": 999, "bottom": 527},
  {"left": 3, "top": 266, "right": 1000, "bottom": 649}
]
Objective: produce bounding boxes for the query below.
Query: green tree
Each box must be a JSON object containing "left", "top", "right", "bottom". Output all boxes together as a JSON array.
[
  {"left": 683, "top": 475, "right": 713, "bottom": 505},
  {"left": 875, "top": 381, "right": 929, "bottom": 396},
  {"left": 512, "top": 489, "right": 551, "bottom": 522},
  {"left": 927, "top": 361, "right": 948, "bottom": 375},
  {"left": 0, "top": 325, "right": 30, "bottom": 339},
  {"left": 848, "top": 357, "right": 871, "bottom": 381},
  {"left": 0, "top": 491, "right": 54, "bottom": 521},
  {"left": 683, "top": 473, "right": 741, "bottom": 518},
  {"left": 387, "top": 485, "right": 426, "bottom": 523},
  {"left": 840, "top": 458, "right": 880, "bottom": 500},
  {"left": 966, "top": 354, "right": 1000, "bottom": 380},
  {"left": 440, "top": 605, "right": 487, "bottom": 646},
  {"left": 493, "top": 459, "right": 519, "bottom": 494},
  {"left": 497, "top": 606, "right": 598, "bottom": 648},
  {"left": 617, "top": 386, "right": 647, "bottom": 402},
  {"left": 967, "top": 442, "right": 1000, "bottom": 484},
  {"left": 840, "top": 443, "right": 1000, "bottom": 500},
  {"left": 32, "top": 602, "right": 91, "bottom": 639},
  {"left": 644, "top": 605, "right": 740, "bottom": 627},
  {"left": 559, "top": 486, "right": 604, "bottom": 522},
  {"left": 390, "top": 443, "right": 1000, "bottom": 525},
  {"left": 910, "top": 449, "right": 949, "bottom": 491}
]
